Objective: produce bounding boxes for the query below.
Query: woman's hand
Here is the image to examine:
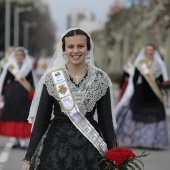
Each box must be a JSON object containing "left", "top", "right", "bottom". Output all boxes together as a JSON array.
[{"left": 22, "top": 161, "right": 29, "bottom": 170}]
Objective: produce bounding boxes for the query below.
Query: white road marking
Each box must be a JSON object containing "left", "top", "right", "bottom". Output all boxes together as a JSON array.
[{"left": 0, "top": 138, "right": 15, "bottom": 169}]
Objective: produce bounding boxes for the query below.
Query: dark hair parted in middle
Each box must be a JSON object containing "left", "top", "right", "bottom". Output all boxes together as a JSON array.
[
  {"left": 62, "top": 29, "right": 91, "bottom": 52},
  {"left": 145, "top": 44, "right": 156, "bottom": 50}
]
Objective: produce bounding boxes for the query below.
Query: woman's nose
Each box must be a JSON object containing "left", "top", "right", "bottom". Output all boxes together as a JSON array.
[{"left": 73, "top": 47, "right": 79, "bottom": 53}]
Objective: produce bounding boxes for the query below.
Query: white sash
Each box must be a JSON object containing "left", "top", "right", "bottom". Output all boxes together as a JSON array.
[{"left": 50, "top": 68, "right": 108, "bottom": 156}]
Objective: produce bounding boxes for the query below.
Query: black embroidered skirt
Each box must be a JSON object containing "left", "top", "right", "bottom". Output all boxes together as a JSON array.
[{"left": 29, "top": 117, "right": 101, "bottom": 170}]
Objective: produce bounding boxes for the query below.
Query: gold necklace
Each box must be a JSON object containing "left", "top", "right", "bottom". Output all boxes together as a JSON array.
[{"left": 68, "top": 65, "right": 87, "bottom": 82}]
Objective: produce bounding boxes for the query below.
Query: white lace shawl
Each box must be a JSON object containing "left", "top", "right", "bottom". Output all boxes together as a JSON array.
[{"left": 45, "top": 65, "right": 112, "bottom": 116}]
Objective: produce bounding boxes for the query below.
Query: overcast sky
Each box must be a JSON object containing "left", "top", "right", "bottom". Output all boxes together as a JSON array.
[{"left": 46, "top": 0, "right": 116, "bottom": 37}]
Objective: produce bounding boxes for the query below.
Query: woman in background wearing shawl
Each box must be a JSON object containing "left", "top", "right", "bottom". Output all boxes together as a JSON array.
[
  {"left": 115, "top": 44, "right": 169, "bottom": 149},
  {"left": 0, "top": 47, "right": 37, "bottom": 149}
]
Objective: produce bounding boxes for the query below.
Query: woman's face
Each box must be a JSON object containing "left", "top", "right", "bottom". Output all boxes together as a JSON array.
[
  {"left": 15, "top": 50, "right": 25, "bottom": 65},
  {"left": 145, "top": 45, "right": 155, "bottom": 60},
  {"left": 64, "top": 35, "right": 88, "bottom": 66}
]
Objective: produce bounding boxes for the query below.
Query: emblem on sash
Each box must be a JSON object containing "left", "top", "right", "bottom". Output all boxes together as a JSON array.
[
  {"left": 59, "top": 84, "right": 67, "bottom": 94},
  {"left": 55, "top": 72, "right": 61, "bottom": 78}
]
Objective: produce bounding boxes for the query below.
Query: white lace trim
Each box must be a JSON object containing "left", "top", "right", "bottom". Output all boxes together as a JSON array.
[{"left": 45, "top": 66, "right": 110, "bottom": 115}]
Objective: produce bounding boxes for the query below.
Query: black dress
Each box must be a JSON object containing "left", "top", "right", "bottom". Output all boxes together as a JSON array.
[
  {"left": 0, "top": 70, "right": 34, "bottom": 138},
  {"left": 24, "top": 71, "right": 116, "bottom": 170},
  {"left": 130, "top": 68, "right": 166, "bottom": 123}
]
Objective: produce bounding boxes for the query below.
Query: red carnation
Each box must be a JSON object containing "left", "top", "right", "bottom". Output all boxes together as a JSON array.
[{"left": 106, "top": 148, "right": 136, "bottom": 166}]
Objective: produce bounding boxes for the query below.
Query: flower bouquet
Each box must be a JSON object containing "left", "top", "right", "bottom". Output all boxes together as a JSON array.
[{"left": 100, "top": 141, "right": 149, "bottom": 170}]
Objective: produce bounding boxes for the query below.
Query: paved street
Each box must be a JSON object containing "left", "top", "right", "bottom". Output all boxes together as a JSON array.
[{"left": 0, "top": 137, "right": 28, "bottom": 170}]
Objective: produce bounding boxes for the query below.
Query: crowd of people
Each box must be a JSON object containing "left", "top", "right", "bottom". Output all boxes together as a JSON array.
[{"left": 0, "top": 28, "right": 169, "bottom": 170}]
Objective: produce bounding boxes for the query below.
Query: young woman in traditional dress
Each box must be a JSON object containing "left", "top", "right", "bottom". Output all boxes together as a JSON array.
[
  {"left": 0, "top": 47, "right": 37, "bottom": 149},
  {"left": 22, "top": 28, "right": 117, "bottom": 170}
]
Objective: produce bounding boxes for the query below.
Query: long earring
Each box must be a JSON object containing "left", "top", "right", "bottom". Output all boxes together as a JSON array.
[{"left": 63, "top": 52, "right": 68, "bottom": 63}]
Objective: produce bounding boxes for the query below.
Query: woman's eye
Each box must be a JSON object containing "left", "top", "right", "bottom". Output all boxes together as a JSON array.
[
  {"left": 68, "top": 46, "right": 73, "bottom": 49},
  {"left": 78, "top": 45, "right": 84, "bottom": 48}
]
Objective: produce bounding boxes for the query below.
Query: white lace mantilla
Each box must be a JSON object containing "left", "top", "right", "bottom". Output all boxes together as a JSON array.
[{"left": 45, "top": 66, "right": 110, "bottom": 115}]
